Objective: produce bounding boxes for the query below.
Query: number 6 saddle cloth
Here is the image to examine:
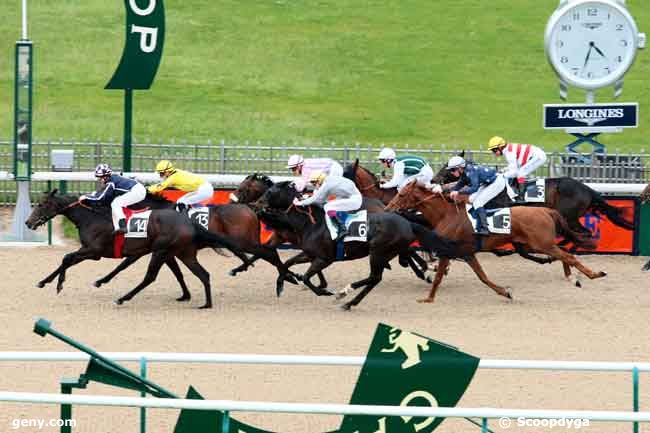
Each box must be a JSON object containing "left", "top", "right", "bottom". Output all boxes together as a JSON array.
[{"left": 325, "top": 210, "right": 368, "bottom": 242}]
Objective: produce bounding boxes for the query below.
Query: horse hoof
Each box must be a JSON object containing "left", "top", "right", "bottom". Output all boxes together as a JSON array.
[
  {"left": 335, "top": 292, "right": 347, "bottom": 301},
  {"left": 56, "top": 285, "right": 64, "bottom": 294},
  {"left": 575, "top": 280, "right": 582, "bottom": 288},
  {"left": 93, "top": 281, "right": 102, "bottom": 288},
  {"left": 176, "top": 295, "right": 191, "bottom": 302},
  {"left": 198, "top": 304, "right": 212, "bottom": 309},
  {"left": 505, "top": 290, "right": 513, "bottom": 300},
  {"left": 114, "top": 299, "right": 124, "bottom": 306},
  {"left": 36, "top": 282, "right": 45, "bottom": 288},
  {"left": 599, "top": 271, "right": 607, "bottom": 278},
  {"left": 340, "top": 303, "right": 352, "bottom": 311},
  {"left": 285, "top": 275, "right": 298, "bottom": 285},
  {"left": 318, "top": 289, "right": 334, "bottom": 297},
  {"left": 227, "top": 270, "right": 237, "bottom": 277},
  {"left": 276, "top": 286, "right": 284, "bottom": 298},
  {"left": 417, "top": 298, "right": 434, "bottom": 303}
]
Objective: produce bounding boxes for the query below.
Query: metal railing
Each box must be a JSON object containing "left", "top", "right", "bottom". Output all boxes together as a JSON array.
[{"left": 0, "top": 139, "right": 647, "bottom": 205}]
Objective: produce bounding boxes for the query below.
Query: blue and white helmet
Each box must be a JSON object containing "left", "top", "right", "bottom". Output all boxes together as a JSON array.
[
  {"left": 447, "top": 156, "right": 466, "bottom": 170},
  {"left": 94, "top": 163, "right": 113, "bottom": 178}
]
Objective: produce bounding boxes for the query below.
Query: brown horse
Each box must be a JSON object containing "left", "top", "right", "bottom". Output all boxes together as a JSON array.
[{"left": 386, "top": 182, "right": 608, "bottom": 303}]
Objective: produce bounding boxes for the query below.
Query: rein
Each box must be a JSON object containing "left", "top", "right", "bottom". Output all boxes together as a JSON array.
[
  {"left": 63, "top": 200, "right": 91, "bottom": 211},
  {"left": 286, "top": 203, "right": 316, "bottom": 225}
]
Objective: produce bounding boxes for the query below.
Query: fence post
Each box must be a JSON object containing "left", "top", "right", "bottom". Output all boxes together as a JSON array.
[
  {"left": 222, "top": 410, "right": 230, "bottom": 432},
  {"left": 140, "top": 357, "right": 147, "bottom": 433},
  {"left": 633, "top": 366, "right": 639, "bottom": 433},
  {"left": 219, "top": 140, "right": 225, "bottom": 174},
  {"left": 481, "top": 417, "right": 488, "bottom": 433},
  {"left": 59, "top": 380, "right": 74, "bottom": 433},
  {"left": 47, "top": 180, "right": 52, "bottom": 245}
]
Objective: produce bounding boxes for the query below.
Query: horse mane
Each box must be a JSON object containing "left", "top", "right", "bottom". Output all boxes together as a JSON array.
[{"left": 251, "top": 173, "right": 274, "bottom": 187}]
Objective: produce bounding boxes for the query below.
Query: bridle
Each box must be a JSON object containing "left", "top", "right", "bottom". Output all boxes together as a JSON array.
[{"left": 285, "top": 202, "right": 316, "bottom": 225}]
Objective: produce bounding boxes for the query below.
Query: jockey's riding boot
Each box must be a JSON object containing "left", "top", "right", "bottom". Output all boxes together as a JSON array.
[
  {"left": 115, "top": 218, "right": 127, "bottom": 234},
  {"left": 331, "top": 215, "right": 349, "bottom": 242},
  {"left": 175, "top": 202, "right": 187, "bottom": 213},
  {"left": 475, "top": 208, "right": 490, "bottom": 236},
  {"left": 515, "top": 182, "right": 527, "bottom": 203}
]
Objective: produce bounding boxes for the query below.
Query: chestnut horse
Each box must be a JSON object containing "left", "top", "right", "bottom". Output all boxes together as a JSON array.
[{"left": 386, "top": 182, "right": 608, "bottom": 303}]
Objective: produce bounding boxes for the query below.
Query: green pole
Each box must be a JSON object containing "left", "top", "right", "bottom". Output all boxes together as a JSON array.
[
  {"left": 123, "top": 89, "right": 133, "bottom": 172},
  {"left": 481, "top": 417, "right": 488, "bottom": 433},
  {"left": 222, "top": 410, "right": 230, "bottom": 433},
  {"left": 140, "top": 357, "right": 147, "bottom": 433},
  {"left": 60, "top": 383, "right": 72, "bottom": 433},
  {"left": 47, "top": 180, "right": 52, "bottom": 245},
  {"left": 633, "top": 367, "right": 639, "bottom": 433}
]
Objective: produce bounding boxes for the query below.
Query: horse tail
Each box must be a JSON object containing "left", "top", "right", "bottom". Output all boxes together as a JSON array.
[
  {"left": 192, "top": 223, "right": 245, "bottom": 258},
  {"left": 410, "top": 222, "right": 461, "bottom": 258},
  {"left": 587, "top": 189, "right": 635, "bottom": 230},
  {"left": 549, "top": 209, "right": 597, "bottom": 250}
]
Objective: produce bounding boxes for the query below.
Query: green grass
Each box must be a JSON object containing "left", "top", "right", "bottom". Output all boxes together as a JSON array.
[
  {"left": 62, "top": 218, "right": 79, "bottom": 241},
  {"left": 1, "top": 1, "right": 649, "bottom": 152}
]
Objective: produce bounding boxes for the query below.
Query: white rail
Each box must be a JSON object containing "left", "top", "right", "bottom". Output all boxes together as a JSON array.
[
  {"left": 30, "top": 172, "right": 297, "bottom": 185},
  {"left": 1, "top": 391, "right": 649, "bottom": 422},
  {"left": 1, "top": 352, "right": 649, "bottom": 372}
]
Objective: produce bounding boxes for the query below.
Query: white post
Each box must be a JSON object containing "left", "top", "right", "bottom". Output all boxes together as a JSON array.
[{"left": 21, "top": 0, "right": 28, "bottom": 40}]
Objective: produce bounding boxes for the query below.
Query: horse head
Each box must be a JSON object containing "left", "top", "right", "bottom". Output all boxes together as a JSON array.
[
  {"left": 343, "top": 159, "right": 359, "bottom": 181},
  {"left": 641, "top": 184, "right": 650, "bottom": 204},
  {"left": 253, "top": 181, "right": 298, "bottom": 210},
  {"left": 385, "top": 181, "right": 444, "bottom": 212},
  {"left": 25, "top": 189, "right": 73, "bottom": 230},
  {"left": 231, "top": 173, "right": 273, "bottom": 204}
]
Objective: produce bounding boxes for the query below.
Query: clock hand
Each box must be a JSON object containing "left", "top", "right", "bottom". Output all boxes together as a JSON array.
[
  {"left": 592, "top": 43, "right": 608, "bottom": 59},
  {"left": 582, "top": 44, "right": 593, "bottom": 69}
]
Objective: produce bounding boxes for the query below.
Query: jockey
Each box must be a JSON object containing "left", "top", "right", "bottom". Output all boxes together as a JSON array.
[
  {"left": 147, "top": 160, "right": 214, "bottom": 212},
  {"left": 487, "top": 136, "right": 547, "bottom": 203},
  {"left": 79, "top": 164, "right": 147, "bottom": 234},
  {"left": 293, "top": 170, "right": 363, "bottom": 242},
  {"left": 377, "top": 148, "right": 434, "bottom": 191},
  {"left": 286, "top": 154, "right": 344, "bottom": 192},
  {"left": 445, "top": 156, "right": 506, "bottom": 236}
]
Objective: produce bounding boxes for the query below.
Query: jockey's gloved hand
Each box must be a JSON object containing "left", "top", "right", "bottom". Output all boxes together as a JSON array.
[
  {"left": 292, "top": 197, "right": 303, "bottom": 206},
  {"left": 427, "top": 184, "right": 443, "bottom": 193},
  {"left": 79, "top": 195, "right": 87, "bottom": 202}
]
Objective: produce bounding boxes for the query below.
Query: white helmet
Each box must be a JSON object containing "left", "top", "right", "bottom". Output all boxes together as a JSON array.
[
  {"left": 377, "top": 148, "right": 396, "bottom": 161},
  {"left": 447, "top": 156, "right": 466, "bottom": 169},
  {"left": 287, "top": 154, "right": 304, "bottom": 169}
]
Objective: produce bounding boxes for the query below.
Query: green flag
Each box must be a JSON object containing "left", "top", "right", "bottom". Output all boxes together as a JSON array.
[
  {"left": 337, "top": 323, "right": 480, "bottom": 433},
  {"left": 106, "top": 0, "right": 165, "bottom": 89}
]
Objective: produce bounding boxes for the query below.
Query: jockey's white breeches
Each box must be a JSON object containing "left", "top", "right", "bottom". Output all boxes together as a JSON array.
[
  {"left": 177, "top": 182, "right": 214, "bottom": 206},
  {"left": 516, "top": 151, "right": 547, "bottom": 178},
  {"left": 469, "top": 174, "right": 506, "bottom": 209},
  {"left": 323, "top": 193, "right": 363, "bottom": 213},
  {"left": 398, "top": 165, "right": 434, "bottom": 192},
  {"left": 111, "top": 183, "right": 147, "bottom": 230}
]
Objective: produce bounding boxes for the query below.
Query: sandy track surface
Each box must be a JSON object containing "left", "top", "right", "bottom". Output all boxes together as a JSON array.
[{"left": 0, "top": 246, "right": 648, "bottom": 433}]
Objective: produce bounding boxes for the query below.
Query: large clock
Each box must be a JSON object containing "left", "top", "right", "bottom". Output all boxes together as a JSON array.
[{"left": 544, "top": 0, "right": 645, "bottom": 91}]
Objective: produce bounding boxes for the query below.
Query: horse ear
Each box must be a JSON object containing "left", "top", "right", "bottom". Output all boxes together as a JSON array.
[
  {"left": 49, "top": 189, "right": 58, "bottom": 197},
  {"left": 354, "top": 158, "right": 359, "bottom": 167},
  {"left": 459, "top": 150, "right": 465, "bottom": 158}
]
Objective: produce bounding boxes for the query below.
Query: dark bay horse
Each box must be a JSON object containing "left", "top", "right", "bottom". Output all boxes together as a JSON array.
[
  {"left": 93, "top": 192, "right": 270, "bottom": 296},
  {"left": 386, "top": 182, "right": 608, "bottom": 303},
  {"left": 25, "top": 190, "right": 294, "bottom": 308},
  {"left": 231, "top": 173, "right": 435, "bottom": 284},
  {"left": 254, "top": 181, "right": 460, "bottom": 310}
]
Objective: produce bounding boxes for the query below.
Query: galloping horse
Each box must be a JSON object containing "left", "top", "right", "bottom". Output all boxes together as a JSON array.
[
  {"left": 93, "top": 192, "right": 271, "bottom": 295},
  {"left": 254, "top": 182, "right": 460, "bottom": 310},
  {"left": 386, "top": 182, "right": 608, "bottom": 303},
  {"left": 25, "top": 190, "right": 294, "bottom": 308},
  {"left": 231, "top": 173, "right": 434, "bottom": 285}
]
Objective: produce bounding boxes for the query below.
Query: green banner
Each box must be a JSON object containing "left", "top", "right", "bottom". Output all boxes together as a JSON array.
[
  {"left": 337, "top": 323, "right": 479, "bottom": 433},
  {"left": 106, "top": 0, "right": 165, "bottom": 89}
]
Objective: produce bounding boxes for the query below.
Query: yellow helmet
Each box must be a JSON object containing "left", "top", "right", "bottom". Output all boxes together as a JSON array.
[
  {"left": 155, "top": 160, "right": 174, "bottom": 174},
  {"left": 487, "top": 136, "right": 506, "bottom": 151},
  {"left": 308, "top": 170, "right": 327, "bottom": 184}
]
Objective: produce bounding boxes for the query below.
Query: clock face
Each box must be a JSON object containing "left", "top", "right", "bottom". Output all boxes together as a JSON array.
[{"left": 546, "top": 0, "right": 639, "bottom": 89}]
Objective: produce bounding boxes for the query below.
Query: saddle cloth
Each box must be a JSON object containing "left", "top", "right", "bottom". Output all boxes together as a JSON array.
[
  {"left": 325, "top": 210, "right": 368, "bottom": 242},
  {"left": 124, "top": 208, "right": 152, "bottom": 239},
  {"left": 188, "top": 207, "right": 210, "bottom": 230},
  {"left": 506, "top": 178, "right": 545, "bottom": 203},
  {"left": 465, "top": 205, "right": 511, "bottom": 235},
  {"left": 113, "top": 208, "right": 151, "bottom": 258}
]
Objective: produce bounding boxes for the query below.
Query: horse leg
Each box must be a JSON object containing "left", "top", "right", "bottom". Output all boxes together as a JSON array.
[
  {"left": 341, "top": 254, "right": 388, "bottom": 311},
  {"left": 282, "top": 251, "right": 328, "bottom": 289},
  {"left": 94, "top": 255, "right": 142, "bottom": 288},
  {"left": 228, "top": 254, "right": 255, "bottom": 276},
  {"left": 418, "top": 257, "right": 451, "bottom": 303},
  {"left": 177, "top": 254, "right": 212, "bottom": 309},
  {"left": 464, "top": 255, "right": 512, "bottom": 300},
  {"left": 404, "top": 250, "right": 432, "bottom": 282},
  {"left": 115, "top": 250, "right": 167, "bottom": 305},
  {"left": 301, "top": 258, "right": 335, "bottom": 296},
  {"left": 165, "top": 256, "right": 192, "bottom": 302},
  {"left": 643, "top": 259, "right": 650, "bottom": 272},
  {"left": 546, "top": 246, "right": 607, "bottom": 281},
  {"left": 38, "top": 247, "right": 99, "bottom": 293}
]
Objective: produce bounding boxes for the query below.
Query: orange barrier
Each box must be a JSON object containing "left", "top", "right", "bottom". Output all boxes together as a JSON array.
[{"left": 159, "top": 190, "right": 637, "bottom": 253}]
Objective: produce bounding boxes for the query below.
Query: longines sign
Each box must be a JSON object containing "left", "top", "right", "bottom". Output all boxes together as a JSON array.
[{"left": 543, "top": 103, "right": 638, "bottom": 130}]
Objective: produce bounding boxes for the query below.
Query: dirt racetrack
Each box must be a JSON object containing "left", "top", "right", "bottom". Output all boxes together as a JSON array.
[{"left": 0, "top": 245, "right": 649, "bottom": 433}]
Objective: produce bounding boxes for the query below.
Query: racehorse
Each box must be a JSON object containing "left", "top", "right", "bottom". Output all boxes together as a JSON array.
[
  {"left": 253, "top": 181, "right": 460, "bottom": 310},
  {"left": 231, "top": 173, "right": 435, "bottom": 285},
  {"left": 386, "top": 182, "right": 608, "bottom": 303},
  {"left": 25, "top": 190, "right": 294, "bottom": 308},
  {"left": 93, "top": 192, "right": 271, "bottom": 296}
]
